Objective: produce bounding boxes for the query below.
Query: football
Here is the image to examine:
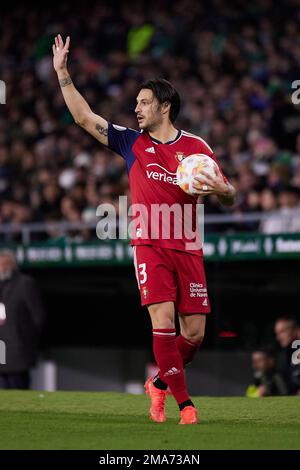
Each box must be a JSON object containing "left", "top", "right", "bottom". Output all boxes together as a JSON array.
[{"left": 176, "top": 153, "right": 218, "bottom": 196}]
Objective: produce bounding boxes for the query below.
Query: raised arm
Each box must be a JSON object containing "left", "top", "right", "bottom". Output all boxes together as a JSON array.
[{"left": 52, "top": 34, "right": 108, "bottom": 145}]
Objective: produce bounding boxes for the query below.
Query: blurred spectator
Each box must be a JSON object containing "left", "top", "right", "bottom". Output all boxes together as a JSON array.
[
  {"left": 246, "top": 348, "right": 287, "bottom": 397},
  {"left": 0, "top": 1, "right": 300, "bottom": 237},
  {"left": 0, "top": 250, "right": 46, "bottom": 389},
  {"left": 260, "top": 186, "right": 300, "bottom": 233},
  {"left": 275, "top": 317, "right": 300, "bottom": 395}
]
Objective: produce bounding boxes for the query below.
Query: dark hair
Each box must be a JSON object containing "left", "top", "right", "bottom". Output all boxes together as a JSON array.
[
  {"left": 278, "top": 185, "right": 300, "bottom": 197},
  {"left": 275, "top": 316, "right": 298, "bottom": 328},
  {"left": 139, "top": 78, "right": 180, "bottom": 123},
  {"left": 252, "top": 347, "right": 275, "bottom": 359}
]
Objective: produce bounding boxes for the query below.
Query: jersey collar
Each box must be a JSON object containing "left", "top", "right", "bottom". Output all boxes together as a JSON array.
[{"left": 149, "top": 129, "right": 181, "bottom": 145}]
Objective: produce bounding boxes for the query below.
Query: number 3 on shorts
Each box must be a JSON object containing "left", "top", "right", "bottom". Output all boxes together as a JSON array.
[{"left": 138, "top": 263, "right": 147, "bottom": 284}]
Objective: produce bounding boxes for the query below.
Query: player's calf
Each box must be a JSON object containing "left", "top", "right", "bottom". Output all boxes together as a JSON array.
[{"left": 152, "top": 334, "right": 201, "bottom": 390}]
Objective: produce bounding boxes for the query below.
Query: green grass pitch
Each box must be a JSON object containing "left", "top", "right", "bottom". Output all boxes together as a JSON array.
[{"left": 0, "top": 391, "right": 299, "bottom": 450}]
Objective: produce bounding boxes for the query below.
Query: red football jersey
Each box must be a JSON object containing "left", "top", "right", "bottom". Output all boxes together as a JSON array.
[{"left": 108, "top": 124, "right": 227, "bottom": 255}]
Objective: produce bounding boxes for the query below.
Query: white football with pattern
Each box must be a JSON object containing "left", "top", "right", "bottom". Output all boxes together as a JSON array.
[{"left": 176, "top": 154, "right": 218, "bottom": 196}]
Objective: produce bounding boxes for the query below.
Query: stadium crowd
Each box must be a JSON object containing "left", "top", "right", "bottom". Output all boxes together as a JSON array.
[
  {"left": 247, "top": 316, "right": 300, "bottom": 397},
  {"left": 1, "top": 0, "right": 300, "bottom": 240}
]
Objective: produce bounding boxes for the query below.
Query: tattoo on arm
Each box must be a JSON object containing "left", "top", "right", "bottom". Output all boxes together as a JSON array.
[
  {"left": 95, "top": 123, "right": 108, "bottom": 137},
  {"left": 59, "top": 76, "right": 73, "bottom": 87}
]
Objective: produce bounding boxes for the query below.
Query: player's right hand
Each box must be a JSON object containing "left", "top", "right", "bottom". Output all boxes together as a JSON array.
[{"left": 52, "top": 34, "right": 70, "bottom": 72}]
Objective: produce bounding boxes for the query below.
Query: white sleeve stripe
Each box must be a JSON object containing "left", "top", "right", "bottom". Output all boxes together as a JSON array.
[{"left": 181, "top": 130, "right": 213, "bottom": 153}]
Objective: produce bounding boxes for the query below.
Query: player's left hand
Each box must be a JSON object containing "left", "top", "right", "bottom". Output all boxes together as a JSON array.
[
  {"left": 192, "top": 166, "right": 230, "bottom": 197},
  {"left": 53, "top": 34, "right": 70, "bottom": 72}
]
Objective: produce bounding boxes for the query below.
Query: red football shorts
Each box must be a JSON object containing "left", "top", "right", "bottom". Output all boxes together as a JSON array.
[{"left": 133, "top": 245, "right": 211, "bottom": 314}]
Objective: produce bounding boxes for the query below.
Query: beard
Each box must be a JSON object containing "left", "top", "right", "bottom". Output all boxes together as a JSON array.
[{"left": 138, "top": 116, "right": 162, "bottom": 132}]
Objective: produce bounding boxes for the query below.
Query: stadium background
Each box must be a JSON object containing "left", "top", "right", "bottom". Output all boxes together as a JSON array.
[{"left": 0, "top": 0, "right": 300, "bottom": 395}]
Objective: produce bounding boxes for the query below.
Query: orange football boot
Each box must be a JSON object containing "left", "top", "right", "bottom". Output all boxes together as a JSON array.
[
  {"left": 144, "top": 377, "right": 168, "bottom": 423},
  {"left": 179, "top": 405, "right": 199, "bottom": 424}
]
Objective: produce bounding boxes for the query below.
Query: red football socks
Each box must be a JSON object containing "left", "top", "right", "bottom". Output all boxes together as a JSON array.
[
  {"left": 152, "top": 328, "right": 190, "bottom": 405},
  {"left": 153, "top": 334, "right": 201, "bottom": 395}
]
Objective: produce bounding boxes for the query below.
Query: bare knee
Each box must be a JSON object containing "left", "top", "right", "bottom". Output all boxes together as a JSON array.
[
  {"left": 148, "top": 302, "right": 175, "bottom": 329},
  {"left": 179, "top": 314, "right": 206, "bottom": 344},
  {"left": 183, "top": 330, "right": 205, "bottom": 345}
]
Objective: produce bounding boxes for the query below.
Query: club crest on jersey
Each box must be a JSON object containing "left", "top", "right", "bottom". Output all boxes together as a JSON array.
[
  {"left": 175, "top": 152, "right": 186, "bottom": 163},
  {"left": 142, "top": 286, "right": 148, "bottom": 299}
]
